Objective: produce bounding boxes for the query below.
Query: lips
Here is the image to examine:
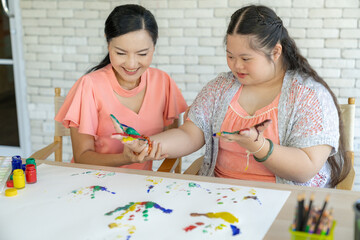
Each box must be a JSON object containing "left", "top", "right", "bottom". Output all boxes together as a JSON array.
[
  {"left": 237, "top": 73, "right": 247, "bottom": 79},
  {"left": 123, "top": 67, "right": 139, "bottom": 75}
]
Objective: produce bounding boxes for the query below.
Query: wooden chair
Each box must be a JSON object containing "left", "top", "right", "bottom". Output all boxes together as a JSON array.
[
  {"left": 337, "top": 97, "right": 356, "bottom": 190},
  {"left": 30, "top": 87, "right": 181, "bottom": 173},
  {"left": 184, "top": 98, "right": 357, "bottom": 190}
]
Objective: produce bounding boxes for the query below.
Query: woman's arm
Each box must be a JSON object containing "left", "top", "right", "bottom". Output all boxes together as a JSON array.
[
  {"left": 70, "top": 127, "right": 160, "bottom": 167},
  {"left": 111, "top": 120, "right": 205, "bottom": 160},
  {"left": 151, "top": 120, "right": 205, "bottom": 158},
  {"left": 262, "top": 144, "right": 331, "bottom": 182},
  {"left": 221, "top": 121, "right": 331, "bottom": 183}
]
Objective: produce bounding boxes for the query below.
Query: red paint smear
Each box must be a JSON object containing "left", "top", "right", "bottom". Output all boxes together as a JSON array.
[
  {"left": 136, "top": 209, "right": 141, "bottom": 212},
  {"left": 223, "top": 196, "right": 228, "bottom": 198},
  {"left": 195, "top": 222, "right": 204, "bottom": 226},
  {"left": 184, "top": 225, "right": 197, "bottom": 232},
  {"left": 217, "top": 199, "right": 221, "bottom": 201}
]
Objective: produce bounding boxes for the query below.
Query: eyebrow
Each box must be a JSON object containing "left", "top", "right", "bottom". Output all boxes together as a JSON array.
[
  {"left": 115, "top": 47, "right": 150, "bottom": 53},
  {"left": 226, "top": 50, "right": 250, "bottom": 56}
]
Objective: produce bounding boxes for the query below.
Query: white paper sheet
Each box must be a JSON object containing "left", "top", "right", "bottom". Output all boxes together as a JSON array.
[{"left": 0, "top": 164, "right": 290, "bottom": 240}]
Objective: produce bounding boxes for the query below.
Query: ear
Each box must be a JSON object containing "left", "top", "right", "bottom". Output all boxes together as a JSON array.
[{"left": 272, "top": 43, "right": 282, "bottom": 62}]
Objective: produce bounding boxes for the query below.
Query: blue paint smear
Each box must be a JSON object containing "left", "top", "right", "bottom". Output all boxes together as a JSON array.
[
  {"left": 147, "top": 185, "right": 154, "bottom": 193},
  {"left": 154, "top": 203, "right": 173, "bottom": 213},
  {"left": 230, "top": 225, "right": 240, "bottom": 236}
]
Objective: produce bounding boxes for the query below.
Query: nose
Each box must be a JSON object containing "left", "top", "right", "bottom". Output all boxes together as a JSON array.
[
  {"left": 126, "top": 54, "right": 137, "bottom": 69},
  {"left": 234, "top": 59, "right": 244, "bottom": 70}
]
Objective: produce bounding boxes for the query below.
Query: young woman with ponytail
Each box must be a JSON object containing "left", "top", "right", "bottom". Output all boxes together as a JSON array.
[{"left": 113, "top": 5, "right": 350, "bottom": 187}]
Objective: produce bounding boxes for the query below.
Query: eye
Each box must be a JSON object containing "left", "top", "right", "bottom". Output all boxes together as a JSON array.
[
  {"left": 242, "top": 58, "right": 250, "bottom": 61},
  {"left": 139, "top": 53, "right": 148, "bottom": 56},
  {"left": 227, "top": 55, "right": 234, "bottom": 59},
  {"left": 116, "top": 52, "right": 125, "bottom": 55}
]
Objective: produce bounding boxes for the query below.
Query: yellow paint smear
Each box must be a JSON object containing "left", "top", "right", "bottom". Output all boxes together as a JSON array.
[
  {"left": 122, "top": 137, "right": 136, "bottom": 142},
  {"left": 206, "top": 212, "right": 239, "bottom": 224}
]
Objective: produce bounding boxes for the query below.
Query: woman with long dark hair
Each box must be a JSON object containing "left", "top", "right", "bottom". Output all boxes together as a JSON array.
[{"left": 56, "top": 4, "right": 187, "bottom": 170}]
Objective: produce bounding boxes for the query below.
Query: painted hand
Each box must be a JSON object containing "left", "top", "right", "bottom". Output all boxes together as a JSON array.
[
  {"left": 110, "top": 114, "right": 168, "bottom": 162},
  {"left": 216, "top": 119, "right": 272, "bottom": 152},
  {"left": 110, "top": 114, "right": 148, "bottom": 152}
]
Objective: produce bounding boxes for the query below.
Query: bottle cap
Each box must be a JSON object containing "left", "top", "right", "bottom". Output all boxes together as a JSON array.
[
  {"left": 6, "top": 180, "right": 13, "bottom": 188},
  {"left": 5, "top": 188, "right": 17, "bottom": 197},
  {"left": 13, "top": 169, "right": 24, "bottom": 176},
  {"left": 26, "top": 158, "right": 36, "bottom": 165}
]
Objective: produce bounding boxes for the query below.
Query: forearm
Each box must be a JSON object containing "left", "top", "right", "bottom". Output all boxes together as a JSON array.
[
  {"left": 150, "top": 121, "right": 205, "bottom": 158},
  {"left": 70, "top": 127, "right": 135, "bottom": 167},
  {"left": 73, "top": 150, "right": 132, "bottom": 167},
  {"left": 255, "top": 142, "right": 329, "bottom": 183}
]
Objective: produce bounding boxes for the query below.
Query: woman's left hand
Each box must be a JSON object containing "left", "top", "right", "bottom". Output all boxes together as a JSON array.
[{"left": 217, "top": 119, "right": 272, "bottom": 152}]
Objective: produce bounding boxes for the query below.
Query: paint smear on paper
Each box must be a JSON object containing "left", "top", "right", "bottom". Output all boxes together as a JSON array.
[
  {"left": 190, "top": 212, "right": 238, "bottom": 223},
  {"left": 71, "top": 171, "right": 116, "bottom": 178},
  {"left": 71, "top": 186, "right": 116, "bottom": 199},
  {"left": 165, "top": 181, "right": 211, "bottom": 195},
  {"left": 184, "top": 212, "right": 240, "bottom": 236},
  {"left": 105, "top": 201, "right": 173, "bottom": 221},
  {"left": 243, "top": 195, "right": 262, "bottom": 205},
  {"left": 106, "top": 201, "right": 173, "bottom": 239},
  {"left": 145, "top": 177, "right": 163, "bottom": 193}
]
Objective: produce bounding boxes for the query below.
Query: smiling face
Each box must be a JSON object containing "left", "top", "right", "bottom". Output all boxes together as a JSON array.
[
  {"left": 226, "top": 34, "right": 283, "bottom": 87},
  {"left": 108, "top": 30, "right": 155, "bottom": 90}
]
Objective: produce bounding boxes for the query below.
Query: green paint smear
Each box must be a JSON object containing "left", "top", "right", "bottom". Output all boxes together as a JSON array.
[
  {"left": 189, "top": 182, "right": 197, "bottom": 187},
  {"left": 145, "top": 202, "right": 155, "bottom": 209}
]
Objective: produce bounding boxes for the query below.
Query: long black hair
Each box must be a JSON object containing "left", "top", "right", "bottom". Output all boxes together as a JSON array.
[
  {"left": 86, "top": 4, "right": 158, "bottom": 73},
  {"left": 226, "top": 5, "right": 350, "bottom": 187}
]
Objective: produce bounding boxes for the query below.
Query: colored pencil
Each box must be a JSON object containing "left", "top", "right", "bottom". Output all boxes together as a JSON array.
[
  {"left": 301, "top": 193, "right": 314, "bottom": 231},
  {"left": 314, "top": 194, "right": 330, "bottom": 233},
  {"left": 296, "top": 193, "right": 305, "bottom": 231}
]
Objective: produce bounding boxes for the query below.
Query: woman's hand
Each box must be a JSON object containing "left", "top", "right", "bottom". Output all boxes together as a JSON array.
[
  {"left": 111, "top": 115, "right": 168, "bottom": 162},
  {"left": 217, "top": 119, "right": 272, "bottom": 152}
]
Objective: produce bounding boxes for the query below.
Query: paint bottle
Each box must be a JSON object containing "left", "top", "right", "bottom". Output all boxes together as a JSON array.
[
  {"left": 25, "top": 164, "right": 37, "bottom": 184},
  {"left": 11, "top": 155, "right": 22, "bottom": 172},
  {"left": 13, "top": 169, "right": 25, "bottom": 189},
  {"left": 26, "top": 158, "right": 36, "bottom": 170}
]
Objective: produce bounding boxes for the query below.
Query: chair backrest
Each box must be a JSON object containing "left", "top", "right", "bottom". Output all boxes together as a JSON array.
[
  {"left": 337, "top": 97, "right": 356, "bottom": 190},
  {"left": 53, "top": 87, "right": 70, "bottom": 162},
  {"left": 30, "top": 88, "right": 68, "bottom": 162},
  {"left": 55, "top": 88, "right": 70, "bottom": 138}
]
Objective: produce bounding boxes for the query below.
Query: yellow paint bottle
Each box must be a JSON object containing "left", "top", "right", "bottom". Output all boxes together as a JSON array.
[{"left": 13, "top": 169, "right": 25, "bottom": 189}]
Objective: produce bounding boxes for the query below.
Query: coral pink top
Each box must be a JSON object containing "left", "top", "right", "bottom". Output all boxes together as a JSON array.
[
  {"left": 214, "top": 85, "right": 280, "bottom": 182},
  {"left": 55, "top": 64, "right": 188, "bottom": 170}
]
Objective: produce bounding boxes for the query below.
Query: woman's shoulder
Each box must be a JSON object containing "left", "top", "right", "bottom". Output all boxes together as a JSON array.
[
  {"left": 205, "top": 72, "right": 237, "bottom": 90},
  {"left": 85, "top": 64, "right": 113, "bottom": 79},
  {"left": 76, "top": 64, "right": 113, "bottom": 88},
  {"left": 285, "top": 71, "right": 331, "bottom": 96}
]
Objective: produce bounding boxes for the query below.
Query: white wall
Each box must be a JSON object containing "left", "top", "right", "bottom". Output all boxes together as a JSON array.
[{"left": 20, "top": 0, "right": 360, "bottom": 170}]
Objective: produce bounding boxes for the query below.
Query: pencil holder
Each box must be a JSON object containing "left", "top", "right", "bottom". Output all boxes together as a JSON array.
[{"left": 289, "top": 221, "right": 336, "bottom": 240}]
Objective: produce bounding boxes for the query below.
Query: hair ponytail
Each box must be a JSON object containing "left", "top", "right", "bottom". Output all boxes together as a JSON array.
[{"left": 280, "top": 28, "right": 349, "bottom": 187}]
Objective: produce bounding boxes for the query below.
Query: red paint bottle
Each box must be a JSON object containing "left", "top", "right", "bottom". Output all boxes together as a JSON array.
[{"left": 25, "top": 164, "right": 37, "bottom": 183}]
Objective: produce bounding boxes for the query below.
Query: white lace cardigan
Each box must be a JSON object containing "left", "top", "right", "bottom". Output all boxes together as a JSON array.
[{"left": 188, "top": 70, "right": 339, "bottom": 187}]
